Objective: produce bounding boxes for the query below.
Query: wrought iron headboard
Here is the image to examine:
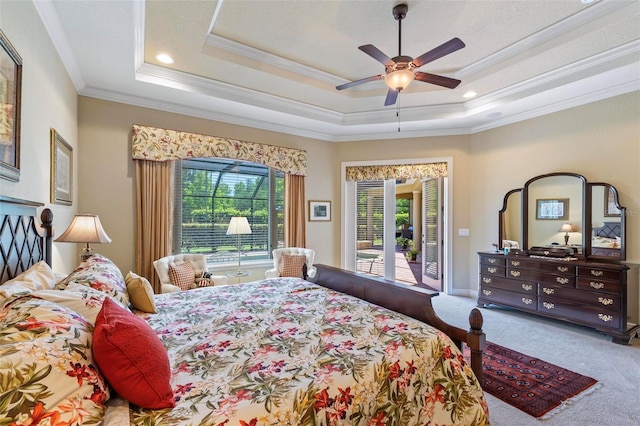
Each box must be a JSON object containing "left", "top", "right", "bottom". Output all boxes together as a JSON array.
[{"left": 0, "top": 196, "right": 53, "bottom": 284}]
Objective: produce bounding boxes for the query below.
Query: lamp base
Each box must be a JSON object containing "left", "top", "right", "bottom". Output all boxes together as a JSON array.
[
  {"left": 80, "top": 245, "right": 95, "bottom": 262},
  {"left": 563, "top": 235, "right": 570, "bottom": 245}
]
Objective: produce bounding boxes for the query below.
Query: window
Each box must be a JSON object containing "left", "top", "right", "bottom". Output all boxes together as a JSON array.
[{"left": 174, "top": 158, "right": 284, "bottom": 265}]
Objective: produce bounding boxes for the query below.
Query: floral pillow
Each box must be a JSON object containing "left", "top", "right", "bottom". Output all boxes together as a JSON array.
[
  {"left": 33, "top": 283, "right": 115, "bottom": 325},
  {"left": 0, "top": 296, "right": 109, "bottom": 424},
  {"left": 57, "top": 254, "right": 130, "bottom": 307}
]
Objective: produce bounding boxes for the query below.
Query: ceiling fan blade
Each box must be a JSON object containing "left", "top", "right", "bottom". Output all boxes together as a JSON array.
[
  {"left": 415, "top": 72, "right": 462, "bottom": 89},
  {"left": 336, "top": 74, "right": 384, "bottom": 90},
  {"left": 384, "top": 89, "right": 399, "bottom": 106},
  {"left": 412, "top": 37, "right": 465, "bottom": 68},
  {"left": 358, "top": 44, "right": 393, "bottom": 66}
]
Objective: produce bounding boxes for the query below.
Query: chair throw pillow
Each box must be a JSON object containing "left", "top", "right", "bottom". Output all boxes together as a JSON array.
[
  {"left": 125, "top": 271, "right": 157, "bottom": 313},
  {"left": 280, "top": 254, "right": 307, "bottom": 277},
  {"left": 93, "top": 298, "right": 175, "bottom": 409},
  {"left": 168, "top": 262, "right": 195, "bottom": 291}
]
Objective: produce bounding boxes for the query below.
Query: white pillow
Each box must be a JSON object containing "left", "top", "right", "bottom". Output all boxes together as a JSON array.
[{"left": 2, "top": 261, "right": 57, "bottom": 291}]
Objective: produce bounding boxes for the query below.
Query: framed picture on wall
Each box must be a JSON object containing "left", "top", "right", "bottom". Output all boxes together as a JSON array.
[
  {"left": 0, "top": 30, "right": 23, "bottom": 182},
  {"left": 536, "top": 198, "right": 569, "bottom": 220},
  {"left": 51, "top": 129, "right": 73, "bottom": 205},
  {"left": 309, "top": 200, "right": 331, "bottom": 221},
  {"left": 604, "top": 187, "right": 621, "bottom": 217}
]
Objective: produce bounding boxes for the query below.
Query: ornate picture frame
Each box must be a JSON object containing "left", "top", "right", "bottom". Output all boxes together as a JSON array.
[
  {"left": 604, "top": 187, "right": 621, "bottom": 217},
  {"left": 51, "top": 129, "right": 73, "bottom": 205},
  {"left": 0, "top": 30, "right": 23, "bottom": 182},
  {"left": 536, "top": 198, "right": 569, "bottom": 220},
  {"left": 309, "top": 200, "right": 331, "bottom": 222}
]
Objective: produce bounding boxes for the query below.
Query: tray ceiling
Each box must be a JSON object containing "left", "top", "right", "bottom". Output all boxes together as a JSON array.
[{"left": 37, "top": 0, "right": 640, "bottom": 141}]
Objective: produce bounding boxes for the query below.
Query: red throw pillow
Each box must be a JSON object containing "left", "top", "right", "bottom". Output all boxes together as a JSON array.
[{"left": 93, "top": 298, "right": 175, "bottom": 409}]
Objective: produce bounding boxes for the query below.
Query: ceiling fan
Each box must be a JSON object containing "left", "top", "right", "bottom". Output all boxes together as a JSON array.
[{"left": 336, "top": 3, "right": 465, "bottom": 106}]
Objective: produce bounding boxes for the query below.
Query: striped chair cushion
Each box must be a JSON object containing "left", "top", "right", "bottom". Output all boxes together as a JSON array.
[
  {"left": 280, "top": 254, "right": 307, "bottom": 277},
  {"left": 168, "top": 262, "right": 195, "bottom": 291}
]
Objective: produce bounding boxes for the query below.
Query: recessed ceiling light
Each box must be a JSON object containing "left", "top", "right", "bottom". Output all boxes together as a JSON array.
[
  {"left": 463, "top": 91, "right": 477, "bottom": 99},
  {"left": 155, "top": 53, "right": 174, "bottom": 64}
]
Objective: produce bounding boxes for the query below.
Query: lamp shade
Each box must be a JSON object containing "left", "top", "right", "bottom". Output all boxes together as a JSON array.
[
  {"left": 55, "top": 214, "right": 112, "bottom": 244},
  {"left": 558, "top": 223, "right": 575, "bottom": 233},
  {"left": 226, "top": 217, "right": 252, "bottom": 235}
]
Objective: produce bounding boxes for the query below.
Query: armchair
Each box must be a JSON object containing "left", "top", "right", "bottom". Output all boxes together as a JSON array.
[
  {"left": 153, "top": 254, "right": 228, "bottom": 293},
  {"left": 265, "top": 247, "right": 316, "bottom": 279}
]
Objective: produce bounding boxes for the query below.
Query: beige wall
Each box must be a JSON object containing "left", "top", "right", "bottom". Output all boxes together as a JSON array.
[
  {"left": 2, "top": 3, "right": 638, "bottom": 301},
  {"left": 0, "top": 1, "right": 79, "bottom": 273},
  {"left": 77, "top": 97, "right": 337, "bottom": 276}
]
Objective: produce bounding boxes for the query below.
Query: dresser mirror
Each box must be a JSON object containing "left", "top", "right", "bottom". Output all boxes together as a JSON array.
[
  {"left": 498, "top": 189, "right": 522, "bottom": 250},
  {"left": 498, "top": 172, "right": 626, "bottom": 261},
  {"left": 588, "top": 183, "right": 625, "bottom": 260}
]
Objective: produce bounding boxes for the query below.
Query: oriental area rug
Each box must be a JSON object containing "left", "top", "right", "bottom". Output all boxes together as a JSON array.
[{"left": 465, "top": 342, "right": 599, "bottom": 419}]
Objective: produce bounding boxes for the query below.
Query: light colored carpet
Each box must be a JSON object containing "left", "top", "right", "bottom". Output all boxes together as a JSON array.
[{"left": 430, "top": 294, "right": 640, "bottom": 425}]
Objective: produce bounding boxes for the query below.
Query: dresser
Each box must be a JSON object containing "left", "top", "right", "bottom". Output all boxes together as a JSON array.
[{"left": 478, "top": 252, "right": 638, "bottom": 344}]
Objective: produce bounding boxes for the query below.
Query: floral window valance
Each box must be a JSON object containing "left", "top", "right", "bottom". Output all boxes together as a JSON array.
[
  {"left": 131, "top": 125, "right": 307, "bottom": 176},
  {"left": 345, "top": 162, "right": 447, "bottom": 181}
]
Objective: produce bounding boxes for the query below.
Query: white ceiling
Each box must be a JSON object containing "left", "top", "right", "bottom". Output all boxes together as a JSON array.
[{"left": 35, "top": 0, "right": 640, "bottom": 142}]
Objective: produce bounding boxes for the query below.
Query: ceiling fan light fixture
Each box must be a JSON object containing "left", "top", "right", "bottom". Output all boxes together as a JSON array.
[{"left": 385, "top": 68, "right": 414, "bottom": 91}]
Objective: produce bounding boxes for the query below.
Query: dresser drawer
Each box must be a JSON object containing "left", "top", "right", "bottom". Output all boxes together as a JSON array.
[
  {"left": 506, "top": 258, "right": 575, "bottom": 275},
  {"left": 538, "top": 285, "right": 620, "bottom": 310},
  {"left": 577, "top": 266, "right": 622, "bottom": 282},
  {"left": 480, "top": 265, "right": 505, "bottom": 276},
  {"left": 480, "top": 275, "right": 536, "bottom": 294},
  {"left": 538, "top": 296, "right": 621, "bottom": 329},
  {"left": 576, "top": 277, "right": 622, "bottom": 294},
  {"left": 506, "top": 268, "right": 575, "bottom": 287},
  {"left": 479, "top": 286, "right": 537, "bottom": 311},
  {"left": 480, "top": 255, "right": 505, "bottom": 267}
]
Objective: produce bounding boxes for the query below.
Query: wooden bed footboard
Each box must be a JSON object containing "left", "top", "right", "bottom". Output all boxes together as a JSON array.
[{"left": 305, "top": 263, "right": 486, "bottom": 383}]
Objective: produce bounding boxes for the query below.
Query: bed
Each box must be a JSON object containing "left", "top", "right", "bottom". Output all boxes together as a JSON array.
[
  {"left": 0, "top": 197, "right": 489, "bottom": 425},
  {"left": 591, "top": 221, "right": 622, "bottom": 257}
]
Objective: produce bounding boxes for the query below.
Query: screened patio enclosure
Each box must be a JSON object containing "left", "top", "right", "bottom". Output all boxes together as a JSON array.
[{"left": 173, "top": 158, "right": 285, "bottom": 266}]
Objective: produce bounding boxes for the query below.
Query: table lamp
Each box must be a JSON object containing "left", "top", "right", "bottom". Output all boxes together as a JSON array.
[
  {"left": 55, "top": 214, "right": 112, "bottom": 260},
  {"left": 558, "top": 223, "right": 575, "bottom": 245},
  {"left": 226, "top": 216, "right": 252, "bottom": 276}
]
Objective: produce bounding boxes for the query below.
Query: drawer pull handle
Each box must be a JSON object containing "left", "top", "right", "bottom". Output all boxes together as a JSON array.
[
  {"left": 557, "top": 266, "right": 569, "bottom": 273},
  {"left": 598, "top": 313, "right": 613, "bottom": 322},
  {"left": 510, "top": 270, "right": 521, "bottom": 277},
  {"left": 590, "top": 282, "right": 605, "bottom": 290},
  {"left": 482, "top": 277, "right": 492, "bottom": 283},
  {"left": 521, "top": 298, "right": 533, "bottom": 305},
  {"left": 598, "top": 297, "right": 614, "bottom": 306},
  {"left": 543, "top": 288, "right": 554, "bottom": 295},
  {"left": 556, "top": 277, "right": 569, "bottom": 285},
  {"left": 510, "top": 261, "right": 520, "bottom": 266},
  {"left": 483, "top": 290, "right": 492, "bottom": 296},
  {"left": 590, "top": 270, "right": 604, "bottom": 277},
  {"left": 522, "top": 284, "right": 533, "bottom": 291},
  {"left": 488, "top": 267, "right": 497, "bottom": 273},
  {"left": 489, "top": 258, "right": 497, "bottom": 264},
  {"left": 543, "top": 302, "right": 555, "bottom": 310}
]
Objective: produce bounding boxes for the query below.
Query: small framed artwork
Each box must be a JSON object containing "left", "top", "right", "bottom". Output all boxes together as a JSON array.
[
  {"left": 50, "top": 129, "right": 73, "bottom": 205},
  {"left": 309, "top": 200, "right": 331, "bottom": 221},
  {"left": 0, "top": 30, "right": 23, "bottom": 182},
  {"left": 604, "top": 187, "right": 621, "bottom": 217},
  {"left": 536, "top": 198, "right": 569, "bottom": 220}
]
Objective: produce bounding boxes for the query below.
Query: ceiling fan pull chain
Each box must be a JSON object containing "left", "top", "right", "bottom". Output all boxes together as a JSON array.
[{"left": 397, "top": 95, "right": 401, "bottom": 132}]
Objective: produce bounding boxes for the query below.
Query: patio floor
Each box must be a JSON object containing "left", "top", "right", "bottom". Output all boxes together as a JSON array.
[{"left": 357, "top": 247, "right": 437, "bottom": 290}]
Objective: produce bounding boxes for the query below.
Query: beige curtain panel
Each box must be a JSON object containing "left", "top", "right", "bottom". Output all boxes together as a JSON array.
[
  {"left": 135, "top": 159, "right": 174, "bottom": 293},
  {"left": 285, "top": 174, "right": 306, "bottom": 248}
]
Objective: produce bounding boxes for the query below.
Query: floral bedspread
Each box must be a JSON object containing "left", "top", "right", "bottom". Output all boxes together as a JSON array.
[{"left": 131, "top": 278, "right": 490, "bottom": 425}]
